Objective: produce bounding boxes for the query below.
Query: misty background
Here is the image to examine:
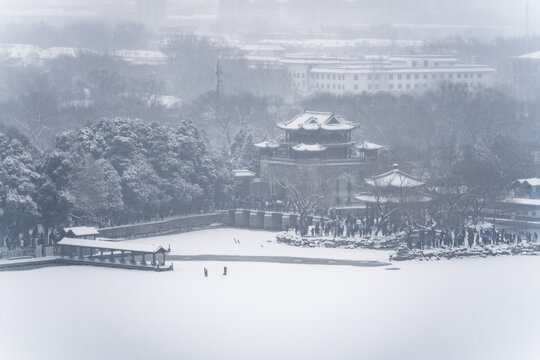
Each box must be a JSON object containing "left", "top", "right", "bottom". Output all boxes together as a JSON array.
[
  {"left": 0, "top": 0, "right": 539, "bottom": 38},
  {"left": 0, "top": 0, "right": 540, "bottom": 233}
]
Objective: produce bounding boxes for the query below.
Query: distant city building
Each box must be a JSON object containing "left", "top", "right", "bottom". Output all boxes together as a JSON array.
[
  {"left": 510, "top": 178, "right": 540, "bottom": 199},
  {"left": 256, "top": 110, "right": 385, "bottom": 205},
  {"left": 242, "top": 49, "right": 495, "bottom": 95},
  {"left": 307, "top": 55, "right": 495, "bottom": 96},
  {"left": 510, "top": 51, "right": 540, "bottom": 100},
  {"left": 488, "top": 178, "right": 540, "bottom": 228}
]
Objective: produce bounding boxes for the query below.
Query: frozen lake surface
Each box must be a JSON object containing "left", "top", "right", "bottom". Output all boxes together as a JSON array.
[
  {"left": 1, "top": 228, "right": 539, "bottom": 360},
  {"left": 128, "top": 227, "right": 394, "bottom": 262}
]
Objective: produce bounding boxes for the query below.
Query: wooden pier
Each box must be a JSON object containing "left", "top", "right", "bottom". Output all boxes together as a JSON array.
[{"left": 0, "top": 239, "right": 174, "bottom": 272}]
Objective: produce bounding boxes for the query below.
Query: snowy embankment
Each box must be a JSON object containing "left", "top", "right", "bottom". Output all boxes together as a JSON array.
[
  {"left": 276, "top": 231, "right": 540, "bottom": 262},
  {"left": 276, "top": 231, "right": 401, "bottom": 249},
  {"left": 391, "top": 243, "right": 540, "bottom": 261},
  {"left": 127, "top": 227, "right": 392, "bottom": 262}
]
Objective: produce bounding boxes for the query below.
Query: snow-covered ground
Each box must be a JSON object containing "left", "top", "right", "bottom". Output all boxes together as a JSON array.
[
  {"left": 1, "top": 228, "right": 539, "bottom": 360},
  {"left": 127, "top": 227, "right": 392, "bottom": 262}
]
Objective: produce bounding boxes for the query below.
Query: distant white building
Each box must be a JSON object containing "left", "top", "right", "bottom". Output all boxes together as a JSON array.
[
  {"left": 240, "top": 43, "right": 287, "bottom": 70},
  {"left": 510, "top": 178, "right": 540, "bottom": 199},
  {"left": 296, "top": 55, "right": 495, "bottom": 96},
  {"left": 510, "top": 51, "right": 540, "bottom": 100},
  {"left": 243, "top": 51, "right": 496, "bottom": 96},
  {"left": 489, "top": 178, "right": 540, "bottom": 226}
]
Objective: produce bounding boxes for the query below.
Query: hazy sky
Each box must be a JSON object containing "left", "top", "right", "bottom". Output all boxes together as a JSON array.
[{"left": 0, "top": 0, "right": 538, "bottom": 35}]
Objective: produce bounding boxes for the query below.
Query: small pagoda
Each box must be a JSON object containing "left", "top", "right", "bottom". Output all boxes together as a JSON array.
[{"left": 355, "top": 164, "right": 431, "bottom": 225}]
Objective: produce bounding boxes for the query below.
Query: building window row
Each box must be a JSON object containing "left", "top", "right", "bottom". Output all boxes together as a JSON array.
[
  {"left": 308, "top": 71, "right": 485, "bottom": 83},
  {"left": 387, "top": 72, "right": 485, "bottom": 81},
  {"left": 315, "top": 83, "right": 345, "bottom": 90},
  {"left": 312, "top": 74, "right": 345, "bottom": 80}
]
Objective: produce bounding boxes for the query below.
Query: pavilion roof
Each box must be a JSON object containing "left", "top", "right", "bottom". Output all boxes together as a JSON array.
[
  {"left": 233, "top": 169, "right": 256, "bottom": 178},
  {"left": 292, "top": 143, "right": 327, "bottom": 152},
  {"left": 365, "top": 165, "right": 425, "bottom": 188},
  {"left": 512, "top": 178, "right": 540, "bottom": 187},
  {"left": 356, "top": 141, "right": 385, "bottom": 151},
  {"left": 58, "top": 238, "right": 168, "bottom": 253},
  {"left": 499, "top": 197, "right": 540, "bottom": 207},
  {"left": 354, "top": 192, "right": 432, "bottom": 204},
  {"left": 62, "top": 226, "right": 99, "bottom": 237},
  {"left": 277, "top": 111, "right": 356, "bottom": 131}
]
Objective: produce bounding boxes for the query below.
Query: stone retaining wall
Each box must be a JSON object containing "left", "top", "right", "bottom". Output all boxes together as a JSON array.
[
  {"left": 96, "top": 209, "right": 306, "bottom": 239},
  {"left": 98, "top": 212, "right": 230, "bottom": 239}
]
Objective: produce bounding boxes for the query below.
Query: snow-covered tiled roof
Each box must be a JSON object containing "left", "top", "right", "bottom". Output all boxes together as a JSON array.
[
  {"left": 58, "top": 238, "right": 168, "bottom": 253},
  {"left": 254, "top": 140, "right": 280, "bottom": 149},
  {"left": 233, "top": 169, "right": 256, "bottom": 178},
  {"left": 512, "top": 178, "right": 540, "bottom": 186},
  {"left": 310, "top": 65, "right": 494, "bottom": 74},
  {"left": 62, "top": 226, "right": 99, "bottom": 237},
  {"left": 356, "top": 141, "right": 385, "bottom": 150},
  {"left": 516, "top": 51, "right": 540, "bottom": 60},
  {"left": 354, "top": 192, "right": 431, "bottom": 204},
  {"left": 277, "top": 111, "right": 356, "bottom": 131},
  {"left": 365, "top": 165, "right": 424, "bottom": 188},
  {"left": 501, "top": 197, "right": 540, "bottom": 207},
  {"left": 292, "top": 143, "right": 327, "bottom": 152}
]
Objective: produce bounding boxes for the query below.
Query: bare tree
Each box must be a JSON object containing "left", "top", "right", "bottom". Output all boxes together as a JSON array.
[
  {"left": 4, "top": 71, "right": 58, "bottom": 149},
  {"left": 276, "top": 178, "right": 327, "bottom": 231}
]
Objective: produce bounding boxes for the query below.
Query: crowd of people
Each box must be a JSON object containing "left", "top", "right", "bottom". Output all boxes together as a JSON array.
[
  {"left": 291, "top": 215, "right": 373, "bottom": 238},
  {"left": 3, "top": 228, "right": 60, "bottom": 250},
  {"left": 410, "top": 226, "right": 539, "bottom": 250},
  {"left": 287, "top": 213, "right": 539, "bottom": 251}
]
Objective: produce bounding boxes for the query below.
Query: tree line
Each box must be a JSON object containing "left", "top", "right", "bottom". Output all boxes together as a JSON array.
[{"left": 0, "top": 118, "right": 233, "bottom": 245}]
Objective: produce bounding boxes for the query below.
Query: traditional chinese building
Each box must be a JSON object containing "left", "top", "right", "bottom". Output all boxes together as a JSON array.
[
  {"left": 256, "top": 110, "right": 384, "bottom": 205},
  {"left": 232, "top": 169, "right": 257, "bottom": 197},
  {"left": 354, "top": 164, "right": 431, "bottom": 226},
  {"left": 487, "top": 178, "right": 540, "bottom": 228},
  {"left": 60, "top": 226, "right": 100, "bottom": 240}
]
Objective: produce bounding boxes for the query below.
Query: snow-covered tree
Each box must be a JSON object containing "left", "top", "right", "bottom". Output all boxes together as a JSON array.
[{"left": 0, "top": 127, "right": 42, "bottom": 245}]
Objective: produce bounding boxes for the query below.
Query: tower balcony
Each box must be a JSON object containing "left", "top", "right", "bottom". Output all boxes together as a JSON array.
[{"left": 260, "top": 156, "right": 367, "bottom": 165}]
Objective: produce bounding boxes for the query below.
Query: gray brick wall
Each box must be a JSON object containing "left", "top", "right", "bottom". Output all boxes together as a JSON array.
[{"left": 98, "top": 212, "right": 230, "bottom": 239}]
